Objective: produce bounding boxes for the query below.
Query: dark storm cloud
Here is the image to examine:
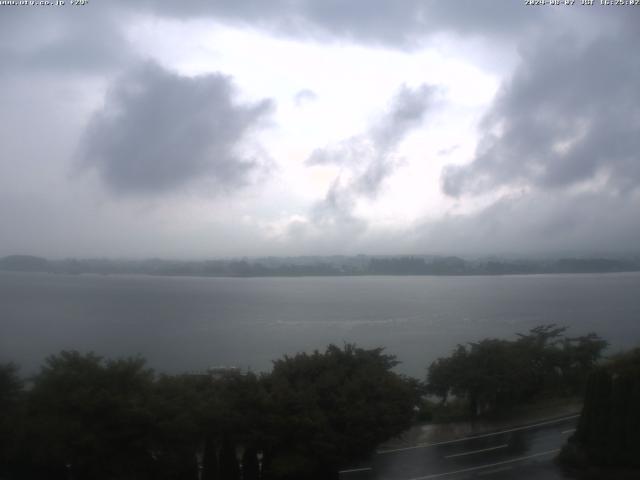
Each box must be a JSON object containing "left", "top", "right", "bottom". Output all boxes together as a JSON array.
[
  {"left": 442, "top": 26, "right": 640, "bottom": 197},
  {"left": 79, "top": 63, "right": 273, "bottom": 195},
  {"left": 307, "top": 84, "right": 436, "bottom": 228}
]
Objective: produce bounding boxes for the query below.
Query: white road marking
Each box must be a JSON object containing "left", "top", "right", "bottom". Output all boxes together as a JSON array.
[
  {"left": 444, "top": 444, "right": 508, "bottom": 459},
  {"left": 377, "top": 414, "right": 579, "bottom": 454},
  {"left": 561, "top": 428, "right": 576, "bottom": 435},
  {"left": 477, "top": 466, "right": 513, "bottom": 476},
  {"left": 406, "top": 449, "right": 560, "bottom": 480},
  {"left": 338, "top": 467, "right": 372, "bottom": 474}
]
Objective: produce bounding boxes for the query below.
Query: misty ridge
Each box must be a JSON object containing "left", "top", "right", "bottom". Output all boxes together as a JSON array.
[{"left": 1, "top": 254, "right": 639, "bottom": 278}]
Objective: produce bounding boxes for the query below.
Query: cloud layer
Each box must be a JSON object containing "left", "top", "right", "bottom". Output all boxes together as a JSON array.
[
  {"left": 304, "top": 84, "right": 436, "bottom": 234},
  {"left": 80, "top": 63, "right": 273, "bottom": 195},
  {"left": 442, "top": 26, "right": 640, "bottom": 197},
  {"left": 118, "top": 0, "right": 547, "bottom": 47},
  {"left": 1, "top": 2, "right": 639, "bottom": 258}
]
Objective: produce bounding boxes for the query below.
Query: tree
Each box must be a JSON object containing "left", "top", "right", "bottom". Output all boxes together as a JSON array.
[
  {"left": 149, "top": 369, "right": 269, "bottom": 480},
  {"left": 573, "top": 349, "right": 640, "bottom": 467},
  {"left": 0, "top": 363, "right": 24, "bottom": 478},
  {"left": 3, "top": 344, "right": 420, "bottom": 480},
  {"left": 24, "top": 351, "right": 155, "bottom": 479},
  {"left": 149, "top": 373, "right": 211, "bottom": 479},
  {"left": 427, "top": 325, "right": 607, "bottom": 417},
  {"left": 263, "top": 344, "right": 420, "bottom": 479},
  {"left": 566, "top": 348, "right": 640, "bottom": 469}
]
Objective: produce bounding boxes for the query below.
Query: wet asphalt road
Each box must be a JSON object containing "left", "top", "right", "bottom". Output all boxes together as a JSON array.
[{"left": 340, "top": 415, "right": 578, "bottom": 480}]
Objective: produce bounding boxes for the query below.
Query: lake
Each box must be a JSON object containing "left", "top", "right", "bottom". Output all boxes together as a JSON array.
[{"left": 1, "top": 271, "right": 639, "bottom": 378}]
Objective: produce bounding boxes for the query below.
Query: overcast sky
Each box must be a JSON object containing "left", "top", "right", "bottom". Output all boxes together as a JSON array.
[{"left": 1, "top": 1, "right": 638, "bottom": 259}]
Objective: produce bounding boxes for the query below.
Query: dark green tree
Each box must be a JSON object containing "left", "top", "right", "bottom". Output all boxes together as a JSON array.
[
  {"left": 427, "top": 325, "right": 607, "bottom": 417},
  {"left": 263, "top": 344, "right": 420, "bottom": 479},
  {"left": 149, "top": 373, "right": 211, "bottom": 479},
  {"left": 0, "top": 363, "right": 24, "bottom": 478},
  {"left": 4, "top": 344, "right": 421, "bottom": 480},
  {"left": 567, "top": 348, "right": 640, "bottom": 469},
  {"left": 24, "top": 351, "right": 155, "bottom": 480}
]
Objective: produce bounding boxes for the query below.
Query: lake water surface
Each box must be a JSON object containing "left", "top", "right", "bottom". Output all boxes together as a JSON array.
[{"left": 1, "top": 271, "right": 639, "bottom": 378}]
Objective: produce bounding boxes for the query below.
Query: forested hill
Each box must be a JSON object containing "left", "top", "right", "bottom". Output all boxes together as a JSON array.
[{"left": 1, "top": 254, "right": 639, "bottom": 277}]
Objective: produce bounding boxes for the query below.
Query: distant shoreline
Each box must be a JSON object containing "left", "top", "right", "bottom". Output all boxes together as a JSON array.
[{"left": 2, "top": 253, "right": 639, "bottom": 278}]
